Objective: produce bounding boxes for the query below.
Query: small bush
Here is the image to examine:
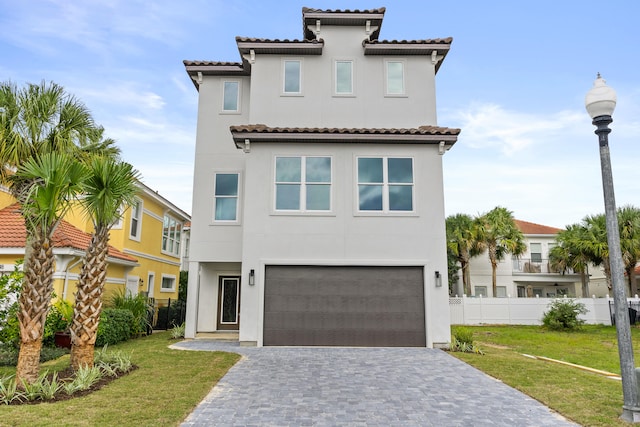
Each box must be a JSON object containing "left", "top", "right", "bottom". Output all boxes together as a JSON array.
[
  {"left": 450, "top": 327, "right": 484, "bottom": 355},
  {"left": 169, "top": 323, "right": 185, "bottom": 339},
  {"left": 96, "top": 309, "right": 133, "bottom": 347},
  {"left": 452, "top": 327, "right": 474, "bottom": 345},
  {"left": 542, "top": 298, "right": 587, "bottom": 331},
  {"left": 107, "top": 290, "right": 152, "bottom": 337}
]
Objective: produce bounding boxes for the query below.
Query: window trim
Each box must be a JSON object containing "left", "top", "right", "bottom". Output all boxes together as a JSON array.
[
  {"left": 333, "top": 59, "right": 355, "bottom": 97},
  {"left": 212, "top": 171, "right": 242, "bottom": 224},
  {"left": 160, "top": 274, "right": 176, "bottom": 293},
  {"left": 273, "top": 155, "right": 333, "bottom": 214},
  {"left": 161, "top": 213, "right": 182, "bottom": 257},
  {"left": 128, "top": 198, "right": 143, "bottom": 241},
  {"left": 282, "top": 58, "right": 303, "bottom": 96},
  {"left": 221, "top": 80, "right": 241, "bottom": 114},
  {"left": 355, "top": 156, "right": 416, "bottom": 215},
  {"left": 384, "top": 59, "right": 407, "bottom": 97}
]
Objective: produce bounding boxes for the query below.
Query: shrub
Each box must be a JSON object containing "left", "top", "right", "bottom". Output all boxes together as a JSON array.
[
  {"left": 107, "top": 289, "right": 152, "bottom": 337},
  {"left": 452, "top": 327, "right": 474, "bottom": 345},
  {"left": 169, "top": 323, "right": 185, "bottom": 339},
  {"left": 96, "top": 308, "right": 133, "bottom": 347},
  {"left": 542, "top": 298, "right": 587, "bottom": 331},
  {"left": 450, "top": 327, "right": 484, "bottom": 355}
]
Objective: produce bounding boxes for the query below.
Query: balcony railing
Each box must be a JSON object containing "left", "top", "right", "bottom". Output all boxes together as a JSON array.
[{"left": 512, "top": 258, "right": 574, "bottom": 274}]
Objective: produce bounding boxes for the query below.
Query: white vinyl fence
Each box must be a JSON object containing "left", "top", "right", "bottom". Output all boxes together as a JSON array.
[{"left": 449, "top": 296, "right": 617, "bottom": 326}]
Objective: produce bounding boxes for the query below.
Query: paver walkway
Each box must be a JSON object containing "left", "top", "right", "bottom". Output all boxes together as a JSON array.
[{"left": 173, "top": 341, "right": 577, "bottom": 426}]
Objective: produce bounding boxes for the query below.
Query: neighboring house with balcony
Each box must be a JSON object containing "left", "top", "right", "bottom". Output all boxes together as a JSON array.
[
  {"left": 183, "top": 6, "right": 459, "bottom": 347},
  {"left": 0, "top": 181, "right": 190, "bottom": 303},
  {"left": 457, "top": 219, "right": 608, "bottom": 298}
]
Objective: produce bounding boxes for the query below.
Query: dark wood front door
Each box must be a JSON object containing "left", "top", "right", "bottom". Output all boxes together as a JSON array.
[{"left": 217, "top": 276, "right": 240, "bottom": 330}]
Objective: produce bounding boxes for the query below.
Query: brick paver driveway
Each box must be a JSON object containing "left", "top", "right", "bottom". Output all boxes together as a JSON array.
[{"left": 173, "top": 341, "right": 576, "bottom": 426}]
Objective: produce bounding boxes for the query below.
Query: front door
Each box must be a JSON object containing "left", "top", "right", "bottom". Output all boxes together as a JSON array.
[{"left": 217, "top": 276, "right": 240, "bottom": 330}]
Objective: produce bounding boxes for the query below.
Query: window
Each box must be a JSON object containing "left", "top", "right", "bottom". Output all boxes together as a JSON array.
[
  {"left": 530, "top": 243, "right": 542, "bottom": 263},
  {"left": 214, "top": 173, "right": 239, "bottom": 221},
  {"left": 283, "top": 60, "right": 301, "bottom": 94},
  {"left": 357, "top": 157, "right": 414, "bottom": 212},
  {"left": 275, "top": 156, "right": 331, "bottom": 211},
  {"left": 335, "top": 60, "right": 353, "bottom": 94},
  {"left": 161, "top": 275, "right": 176, "bottom": 292},
  {"left": 385, "top": 60, "right": 405, "bottom": 95},
  {"left": 129, "top": 199, "right": 142, "bottom": 240},
  {"left": 112, "top": 205, "right": 124, "bottom": 229},
  {"left": 162, "top": 214, "right": 182, "bottom": 256},
  {"left": 222, "top": 81, "right": 239, "bottom": 112},
  {"left": 474, "top": 286, "right": 487, "bottom": 297},
  {"left": 496, "top": 286, "right": 507, "bottom": 298}
]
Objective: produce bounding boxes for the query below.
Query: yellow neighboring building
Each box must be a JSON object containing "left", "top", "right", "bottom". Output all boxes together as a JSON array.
[{"left": 0, "top": 182, "right": 190, "bottom": 304}]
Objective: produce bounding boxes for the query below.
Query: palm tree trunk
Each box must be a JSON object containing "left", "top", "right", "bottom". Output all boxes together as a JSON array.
[
  {"left": 491, "top": 263, "right": 497, "bottom": 297},
  {"left": 70, "top": 227, "right": 109, "bottom": 370},
  {"left": 580, "top": 271, "right": 590, "bottom": 297},
  {"left": 16, "top": 232, "right": 55, "bottom": 384}
]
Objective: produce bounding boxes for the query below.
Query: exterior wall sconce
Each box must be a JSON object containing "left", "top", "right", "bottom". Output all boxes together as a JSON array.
[
  {"left": 249, "top": 269, "right": 255, "bottom": 286},
  {"left": 434, "top": 271, "right": 442, "bottom": 287}
]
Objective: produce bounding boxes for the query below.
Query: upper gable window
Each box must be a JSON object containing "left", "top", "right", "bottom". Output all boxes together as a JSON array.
[
  {"left": 129, "top": 199, "right": 143, "bottom": 241},
  {"left": 385, "top": 60, "right": 405, "bottom": 96},
  {"left": 283, "top": 60, "right": 302, "bottom": 95},
  {"left": 275, "top": 156, "right": 331, "bottom": 212},
  {"left": 222, "top": 81, "right": 240, "bottom": 112},
  {"left": 335, "top": 60, "right": 353, "bottom": 95},
  {"left": 357, "top": 157, "right": 414, "bottom": 212}
]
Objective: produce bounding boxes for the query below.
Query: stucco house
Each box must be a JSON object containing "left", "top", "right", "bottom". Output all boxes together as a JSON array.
[
  {"left": 183, "top": 7, "right": 460, "bottom": 347},
  {"left": 457, "top": 219, "right": 609, "bottom": 298}
]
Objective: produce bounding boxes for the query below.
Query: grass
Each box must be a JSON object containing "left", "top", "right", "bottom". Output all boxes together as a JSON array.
[
  {"left": 450, "top": 325, "right": 640, "bottom": 426},
  {"left": 0, "top": 332, "right": 240, "bottom": 427}
]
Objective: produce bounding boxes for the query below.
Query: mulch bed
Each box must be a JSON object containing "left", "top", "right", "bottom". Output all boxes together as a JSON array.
[{"left": 7, "top": 365, "right": 138, "bottom": 405}]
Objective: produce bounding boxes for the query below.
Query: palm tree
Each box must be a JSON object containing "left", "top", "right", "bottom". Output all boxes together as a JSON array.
[
  {"left": 618, "top": 206, "right": 640, "bottom": 295},
  {"left": 70, "top": 156, "right": 140, "bottom": 370},
  {"left": 475, "top": 207, "right": 526, "bottom": 297},
  {"left": 446, "top": 213, "right": 480, "bottom": 296},
  {"left": 0, "top": 80, "right": 111, "bottom": 383},
  {"left": 11, "top": 153, "right": 88, "bottom": 383},
  {"left": 549, "top": 224, "right": 593, "bottom": 296}
]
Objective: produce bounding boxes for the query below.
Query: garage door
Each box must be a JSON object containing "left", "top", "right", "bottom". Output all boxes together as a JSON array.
[{"left": 263, "top": 265, "right": 426, "bottom": 347}]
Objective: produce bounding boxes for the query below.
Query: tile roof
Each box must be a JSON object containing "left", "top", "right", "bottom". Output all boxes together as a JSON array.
[
  {"left": 301, "top": 7, "right": 387, "bottom": 14},
  {"left": 515, "top": 219, "right": 562, "bottom": 235},
  {"left": 230, "top": 124, "right": 461, "bottom": 136},
  {"left": 367, "top": 38, "right": 453, "bottom": 45},
  {"left": 183, "top": 60, "right": 242, "bottom": 67},
  {"left": 0, "top": 204, "right": 137, "bottom": 263}
]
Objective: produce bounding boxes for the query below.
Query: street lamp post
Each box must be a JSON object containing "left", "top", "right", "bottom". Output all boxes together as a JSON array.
[{"left": 586, "top": 74, "right": 640, "bottom": 423}]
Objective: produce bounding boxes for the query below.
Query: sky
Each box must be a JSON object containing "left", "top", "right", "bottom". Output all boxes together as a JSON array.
[{"left": 1, "top": 0, "right": 638, "bottom": 228}]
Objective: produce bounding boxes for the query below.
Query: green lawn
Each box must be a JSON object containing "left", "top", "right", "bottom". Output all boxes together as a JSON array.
[
  {"left": 0, "top": 332, "right": 240, "bottom": 427},
  {"left": 451, "top": 325, "right": 640, "bottom": 426}
]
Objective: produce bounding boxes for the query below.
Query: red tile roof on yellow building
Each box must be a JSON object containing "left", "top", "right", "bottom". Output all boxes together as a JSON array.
[
  {"left": 0, "top": 204, "right": 137, "bottom": 263},
  {"left": 515, "top": 219, "right": 562, "bottom": 235}
]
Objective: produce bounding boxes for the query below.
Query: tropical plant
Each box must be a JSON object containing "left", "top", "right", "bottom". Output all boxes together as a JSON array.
[
  {"left": 542, "top": 299, "right": 587, "bottom": 331},
  {"left": 0, "top": 80, "right": 115, "bottom": 384},
  {"left": 106, "top": 289, "right": 152, "bottom": 338},
  {"left": 446, "top": 213, "right": 481, "bottom": 296},
  {"left": 70, "top": 156, "right": 140, "bottom": 370},
  {"left": 170, "top": 322, "right": 186, "bottom": 339},
  {"left": 0, "top": 375, "right": 24, "bottom": 405},
  {"left": 549, "top": 224, "right": 593, "bottom": 297},
  {"left": 474, "top": 207, "right": 526, "bottom": 296},
  {"left": 68, "top": 365, "right": 103, "bottom": 392},
  {"left": 11, "top": 152, "right": 88, "bottom": 384},
  {"left": 450, "top": 327, "right": 484, "bottom": 354},
  {"left": 617, "top": 205, "right": 640, "bottom": 295}
]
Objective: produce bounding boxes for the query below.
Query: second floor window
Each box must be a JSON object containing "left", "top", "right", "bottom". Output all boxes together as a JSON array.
[
  {"left": 214, "top": 173, "right": 239, "bottom": 221},
  {"left": 223, "top": 81, "right": 239, "bottom": 112},
  {"left": 357, "top": 157, "right": 414, "bottom": 212},
  {"left": 162, "top": 215, "right": 181, "bottom": 256},
  {"left": 129, "top": 200, "right": 142, "bottom": 240},
  {"left": 283, "top": 60, "right": 301, "bottom": 94},
  {"left": 530, "top": 243, "right": 542, "bottom": 263},
  {"left": 275, "top": 156, "right": 331, "bottom": 211}
]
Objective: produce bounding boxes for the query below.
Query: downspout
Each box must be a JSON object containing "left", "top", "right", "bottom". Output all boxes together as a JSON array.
[{"left": 63, "top": 257, "right": 83, "bottom": 300}]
